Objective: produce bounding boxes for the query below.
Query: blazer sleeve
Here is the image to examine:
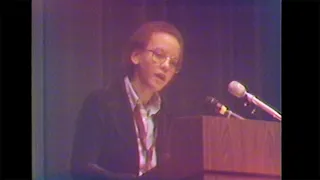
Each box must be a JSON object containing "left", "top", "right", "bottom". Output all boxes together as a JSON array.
[
  {"left": 70, "top": 91, "right": 137, "bottom": 180},
  {"left": 70, "top": 91, "right": 106, "bottom": 174}
]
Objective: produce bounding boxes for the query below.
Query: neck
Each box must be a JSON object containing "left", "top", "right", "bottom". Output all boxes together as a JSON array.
[{"left": 130, "top": 75, "right": 154, "bottom": 105}]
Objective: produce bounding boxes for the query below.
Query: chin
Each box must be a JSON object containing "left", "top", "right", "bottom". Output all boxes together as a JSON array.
[
  {"left": 148, "top": 80, "right": 166, "bottom": 92},
  {"left": 150, "top": 84, "right": 163, "bottom": 93}
]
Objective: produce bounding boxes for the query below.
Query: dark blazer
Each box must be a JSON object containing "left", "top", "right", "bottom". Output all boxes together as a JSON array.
[{"left": 70, "top": 76, "right": 172, "bottom": 179}]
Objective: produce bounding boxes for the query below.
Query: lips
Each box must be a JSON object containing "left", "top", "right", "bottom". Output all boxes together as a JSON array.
[{"left": 155, "top": 73, "right": 166, "bottom": 82}]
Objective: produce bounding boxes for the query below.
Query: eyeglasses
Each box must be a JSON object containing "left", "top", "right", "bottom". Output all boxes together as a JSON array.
[{"left": 146, "top": 49, "right": 181, "bottom": 73}]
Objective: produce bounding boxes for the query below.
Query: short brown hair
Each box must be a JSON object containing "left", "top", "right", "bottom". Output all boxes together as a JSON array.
[{"left": 122, "top": 21, "right": 184, "bottom": 77}]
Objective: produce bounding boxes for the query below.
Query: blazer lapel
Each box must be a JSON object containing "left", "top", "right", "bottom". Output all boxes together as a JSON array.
[{"left": 106, "top": 79, "right": 139, "bottom": 152}]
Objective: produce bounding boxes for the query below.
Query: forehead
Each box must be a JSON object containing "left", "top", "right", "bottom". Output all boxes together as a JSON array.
[{"left": 147, "top": 32, "right": 181, "bottom": 56}]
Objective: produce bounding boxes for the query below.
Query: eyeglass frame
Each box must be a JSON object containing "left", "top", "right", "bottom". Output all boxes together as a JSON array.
[{"left": 145, "top": 48, "right": 181, "bottom": 73}]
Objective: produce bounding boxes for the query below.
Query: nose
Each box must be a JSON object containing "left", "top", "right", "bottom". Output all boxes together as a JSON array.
[{"left": 160, "top": 58, "right": 171, "bottom": 72}]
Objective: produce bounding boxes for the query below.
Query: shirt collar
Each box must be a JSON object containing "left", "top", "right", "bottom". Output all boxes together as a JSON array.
[{"left": 124, "top": 76, "right": 161, "bottom": 116}]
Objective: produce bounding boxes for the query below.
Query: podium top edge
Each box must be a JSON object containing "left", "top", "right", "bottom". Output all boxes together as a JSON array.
[{"left": 172, "top": 115, "right": 281, "bottom": 124}]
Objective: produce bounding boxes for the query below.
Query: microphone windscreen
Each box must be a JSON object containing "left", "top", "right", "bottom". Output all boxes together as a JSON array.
[{"left": 228, "top": 81, "right": 246, "bottom": 98}]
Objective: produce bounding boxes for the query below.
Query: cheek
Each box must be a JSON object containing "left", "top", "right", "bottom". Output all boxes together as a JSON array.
[
  {"left": 138, "top": 60, "right": 156, "bottom": 79},
  {"left": 140, "top": 59, "right": 156, "bottom": 74},
  {"left": 166, "top": 73, "right": 175, "bottom": 82}
]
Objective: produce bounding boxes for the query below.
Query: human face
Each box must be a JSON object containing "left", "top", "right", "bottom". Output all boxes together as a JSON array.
[{"left": 131, "top": 32, "right": 181, "bottom": 93}]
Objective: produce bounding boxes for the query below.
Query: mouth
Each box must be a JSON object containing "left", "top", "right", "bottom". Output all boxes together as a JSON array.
[{"left": 155, "top": 73, "right": 166, "bottom": 82}]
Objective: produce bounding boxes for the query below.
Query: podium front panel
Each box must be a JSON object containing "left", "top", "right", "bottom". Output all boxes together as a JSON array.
[{"left": 169, "top": 116, "right": 281, "bottom": 179}]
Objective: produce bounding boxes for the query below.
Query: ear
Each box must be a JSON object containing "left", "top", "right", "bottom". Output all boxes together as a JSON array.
[{"left": 130, "top": 50, "right": 141, "bottom": 65}]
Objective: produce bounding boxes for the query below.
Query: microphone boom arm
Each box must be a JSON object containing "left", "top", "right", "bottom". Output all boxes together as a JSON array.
[
  {"left": 246, "top": 93, "right": 282, "bottom": 121},
  {"left": 226, "top": 110, "right": 245, "bottom": 120}
]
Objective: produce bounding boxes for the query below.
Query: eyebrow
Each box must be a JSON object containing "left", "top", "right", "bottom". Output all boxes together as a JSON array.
[{"left": 153, "top": 48, "right": 179, "bottom": 60}]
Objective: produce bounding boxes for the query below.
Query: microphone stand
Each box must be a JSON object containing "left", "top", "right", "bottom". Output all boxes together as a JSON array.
[{"left": 246, "top": 93, "right": 281, "bottom": 121}]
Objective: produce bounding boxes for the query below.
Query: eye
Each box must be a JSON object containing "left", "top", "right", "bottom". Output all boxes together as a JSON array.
[
  {"left": 170, "top": 61, "right": 178, "bottom": 68},
  {"left": 153, "top": 51, "right": 166, "bottom": 60}
]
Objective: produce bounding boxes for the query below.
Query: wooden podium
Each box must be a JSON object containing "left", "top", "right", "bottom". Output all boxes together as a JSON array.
[{"left": 140, "top": 116, "right": 281, "bottom": 180}]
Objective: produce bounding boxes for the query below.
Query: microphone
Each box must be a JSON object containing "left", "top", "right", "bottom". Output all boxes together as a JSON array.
[
  {"left": 205, "top": 96, "right": 245, "bottom": 120},
  {"left": 228, "top": 81, "right": 282, "bottom": 121}
]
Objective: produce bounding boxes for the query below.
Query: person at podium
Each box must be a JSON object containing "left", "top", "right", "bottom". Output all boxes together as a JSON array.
[{"left": 70, "top": 21, "right": 185, "bottom": 179}]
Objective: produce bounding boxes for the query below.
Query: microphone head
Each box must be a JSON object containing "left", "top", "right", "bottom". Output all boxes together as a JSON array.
[{"left": 228, "top": 81, "right": 247, "bottom": 98}]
